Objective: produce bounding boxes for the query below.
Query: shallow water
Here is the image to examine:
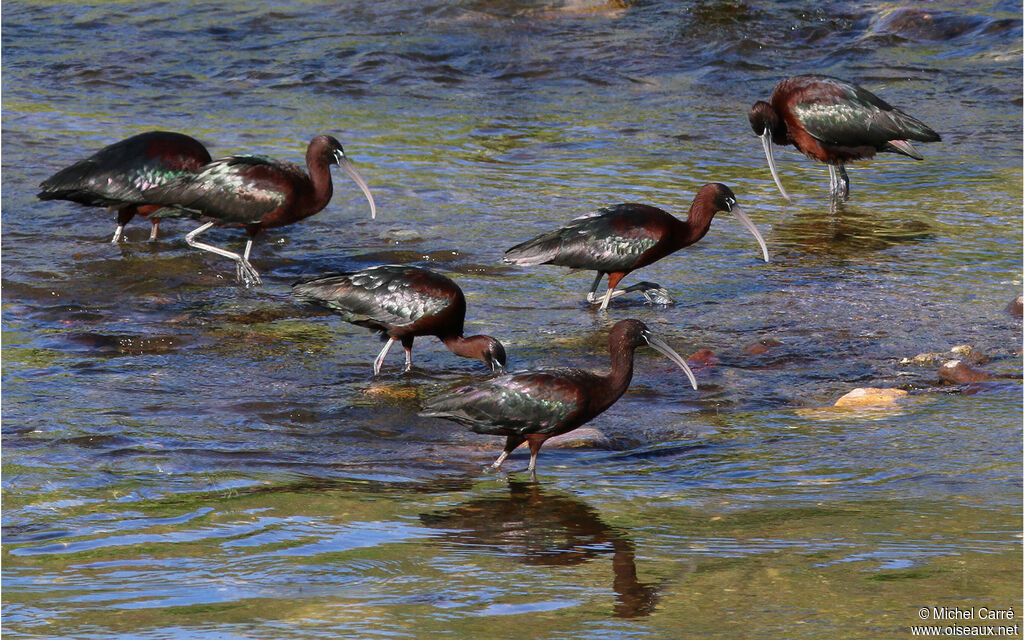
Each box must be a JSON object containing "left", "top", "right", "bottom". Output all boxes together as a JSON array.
[{"left": 2, "top": 1, "right": 1022, "bottom": 638}]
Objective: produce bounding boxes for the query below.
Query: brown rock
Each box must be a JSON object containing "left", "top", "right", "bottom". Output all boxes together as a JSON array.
[
  {"left": 1006, "top": 295, "right": 1023, "bottom": 316},
  {"left": 834, "top": 387, "right": 908, "bottom": 407},
  {"left": 938, "top": 360, "right": 994, "bottom": 384}
]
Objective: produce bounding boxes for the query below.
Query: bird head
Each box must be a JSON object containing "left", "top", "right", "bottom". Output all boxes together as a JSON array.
[
  {"left": 311, "top": 135, "right": 377, "bottom": 219},
  {"left": 700, "top": 184, "right": 770, "bottom": 263},
  {"left": 747, "top": 102, "right": 791, "bottom": 201},
  {"left": 483, "top": 337, "right": 508, "bottom": 374},
  {"left": 612, "top": 320, "right": 698, "bottom": 390}
]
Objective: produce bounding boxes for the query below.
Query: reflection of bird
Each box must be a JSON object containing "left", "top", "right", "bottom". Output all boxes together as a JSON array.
[
  {"left": 420, "top": 481, "right": 659, "bottom": 617},
  {"left": 293, "top": 265, "right": 507, "bottom": 375},
  {"left": 37, "top": 131, "right": 211, "bottom": 242},
  {"left": 420, "top": 319, "right": 696, "bottom": 472},
  {"left": 143, "top": 135, "right": 376, "bottom": 286},
  {"left": 749, "top": 75, "right": 941, "bottom": 200},
  {"left": 505, "top": 183, "right": 768, "bottom": 310}
]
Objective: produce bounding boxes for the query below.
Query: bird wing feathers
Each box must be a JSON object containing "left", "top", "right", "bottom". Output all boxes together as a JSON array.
[
  {"left": 790, "top": 77, "right": 941, "bottom": 150},
  {"left": 504, "top": 205, "right": 660, "bottom": 272},
  {"left": 39, "top": 154, "right": 200, "bottom": 207},
  {"left": 294, "top": 267, "right": 449, "bottom": 329},
  {"left": 142, "top": 156, "right": 292, "bottom": 224},
  {"left": 420, "top": 369, "right": 591, "bottom": 436}
]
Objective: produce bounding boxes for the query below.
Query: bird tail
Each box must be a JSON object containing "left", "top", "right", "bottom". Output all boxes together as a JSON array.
[
  {"left": 418, "top": 385, "right": 481, "bottom": 421},
  {"left": 883, "top": 108, "right": 940, "bottom": 159},
  {"left": 291, "top": 274, "right": 351, "bottom": 304},
  {"left": 38, "top": 161, "right": 103, "bottom": 203},
  {"left": 504, "top": 229, "right": 564, "bottom": 266},
  {"left": 900, "top": 115, "right": 941, "bottom": 143},
  {"left": 884, "top": 140, "right": 924, "bottom": 159}
]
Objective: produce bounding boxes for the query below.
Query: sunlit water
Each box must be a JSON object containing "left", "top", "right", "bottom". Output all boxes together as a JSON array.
[{"left": 3, "top": 1, "right": 1021, "bottom": 638}]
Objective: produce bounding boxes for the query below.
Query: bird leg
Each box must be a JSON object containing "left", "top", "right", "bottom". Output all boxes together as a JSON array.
[
  {"left": 488, "top": 450, "right": 510, "bottom": 470},
  {"left": 526, "top": 436, "right": 546, "bottom": 473},
  {"left": 598, "top": 273, "right": 626, "bottom": 311},
  {"left": 584, "top": 272, "right": 605, "bottom": 303},
  {"left": 110, "top": 206, "right": 135, "bottom": 243},
  {"left": 185, "top": 222, "right": 263, "bottom": 286},
  {"left": 827, "top": 165, "right": 850, "bottom": 201},
  {"left": 837, "top": 164, "right": 850, "bottom": 200},
  {"left": 373, "top": 337, "right": 396, "bottom": 375},
  {"left": 403, "top": 344, "right": 414, "bottom": 372},
  {"left": 487, "top": 435, "right": 525, "bottom": 471},
  {"left": 148, "top": 220, "right": 160, "bottom": 242}
]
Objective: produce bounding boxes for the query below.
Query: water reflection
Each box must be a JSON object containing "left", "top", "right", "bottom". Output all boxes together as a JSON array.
[
  {"left": 421, "top": 481, "right": 659, "bottom": 618},
  {"left": 771, "top": 199, "right": 933, "bottom": 256}
]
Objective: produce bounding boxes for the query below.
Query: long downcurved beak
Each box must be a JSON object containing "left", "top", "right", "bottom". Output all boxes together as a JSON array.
[
  {"left": 336, "top": 153, "right": 377, "bottom": 219},
  {"left": 730, "top": 205, "right": 770, "bottom": 263},
  {"left": 760, "top": 131, "right": 791, "bottom": 202},
  {"left": 643, "top": 332, "right": 698, "bottom": 390}
]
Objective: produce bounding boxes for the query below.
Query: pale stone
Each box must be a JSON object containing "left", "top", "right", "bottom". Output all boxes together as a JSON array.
[{"left": 833, "top": 387, "right": 908, "bottom": 407}]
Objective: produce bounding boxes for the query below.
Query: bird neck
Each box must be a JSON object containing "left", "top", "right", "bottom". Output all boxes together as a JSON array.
[
  {"left": 305, "top": 150, "right": 335, "bottom": 213},
  {"left": 442, "top": 334, "right": 485, "bottom": 361},
  {"left": 673, "top": 193, "right": 717, "bottom": 248},
  {"left": 594, "top": 343, "right": 637, "bottom": 414}
]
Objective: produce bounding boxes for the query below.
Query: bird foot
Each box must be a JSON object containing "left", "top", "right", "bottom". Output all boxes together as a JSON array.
[
  {"left": 623, "top": 281, "right": 674, "bottom": 305},
  {"left": 235, "top": 261, "right": 263, "bottom": 287}
]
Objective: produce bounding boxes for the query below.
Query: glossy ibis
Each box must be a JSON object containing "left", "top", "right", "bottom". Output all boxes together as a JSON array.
[
  {"left": 419, "top": 319, "right": 697, "bottom": 473},
  {"left": 143, "top": 135, "right": 376, "bottom": 286},
  {"left": 748, "top": 74, "right": 941, "bottom": 200},
  {"left": 293, "top": 264, "right": 506, "bottom": 375},
  {"left": 37, "top": 131, "right": 211, "bottom": 242},
  {"left": 504, "top": 183, "right": 769, "bottom": 310}
]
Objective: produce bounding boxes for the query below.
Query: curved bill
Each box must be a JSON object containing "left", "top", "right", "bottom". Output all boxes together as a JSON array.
[
  {"left": 643, "top": 332, "right": 698, "bottom": 390},
  {"left": 337, "top": 154, "right": 377, "bottom": 219},
  {"left": 730, "top": 205, "right": 770, "bottom": 263},
  {"left": 760, "top": 131, "right": 791, "bottom": 202}
]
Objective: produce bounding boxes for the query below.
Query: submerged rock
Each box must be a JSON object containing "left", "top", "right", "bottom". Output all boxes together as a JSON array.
[
  {"left": 363, "top": 384, "right": 420, "bottom": 400},
  {"left": 742, "top": 338, "right": 782, "bottom": 355},
  {"left": 834, "top": 387, "right": 908, "bottom": 407},
  {"left": 687, "top": 348, "right": 718, "bottom": 368},
  {"left": 545, "top": 427, "right": 612, "bottom": 449}
]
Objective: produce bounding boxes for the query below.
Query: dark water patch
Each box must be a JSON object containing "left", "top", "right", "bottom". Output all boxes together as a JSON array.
[
  {"left": 865, "top": 8, "right": 996, "bottom": 43},
  {"left": 50, "top": 332, "right": 188, "bottom": 356}
]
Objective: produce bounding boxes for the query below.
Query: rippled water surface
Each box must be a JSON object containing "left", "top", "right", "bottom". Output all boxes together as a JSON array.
[{"left": 3, "top": 1, "right": 1022, "bottom": 638}]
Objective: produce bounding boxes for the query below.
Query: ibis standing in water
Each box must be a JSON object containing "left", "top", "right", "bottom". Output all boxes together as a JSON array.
[
  {"left": 748, "top": 74, "right": 941, "bottom": 201},
  {"left": 420, "top": 319, "right": 697, "bottom": 473},
  {"left": 293, "top": 264, "right": 507, "bottom": 375},
  {"left": 37, "top": 131, "right": 212, "bottom": 242},
  {"left": 142, "top": 135, "right": 376, "bottom": 286},
  {"left": 504, "top": 183, "right": 769, "bottom": 310}
]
